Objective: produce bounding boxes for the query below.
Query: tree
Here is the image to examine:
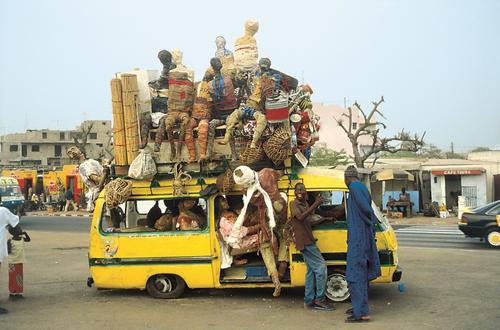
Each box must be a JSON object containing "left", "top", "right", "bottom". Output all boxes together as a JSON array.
[
  {"left": 470, "top": 147, "right": 490, "bottom": 153},
  {"left": 97, "top": 130, "right": 114, "bottom": 162},
  {"left": 71, "top": 121, "right": 94, "bottom": 158},
  {"left": 335, "top": 96, "right": 425, "bottom": 168},
  {"left": 419, "top": 144, "right": 444, "bottom": 159},
  {"left": 309, "top": 143, "right": 349, "bottom": 168}
]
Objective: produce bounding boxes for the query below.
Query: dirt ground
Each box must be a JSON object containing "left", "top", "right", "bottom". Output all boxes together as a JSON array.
[
  {"left": 0, "top": 229, "right": 499, "bottom": 329},
  {"left": 388, "top": 215, "right": 460, "bottom": 226}
]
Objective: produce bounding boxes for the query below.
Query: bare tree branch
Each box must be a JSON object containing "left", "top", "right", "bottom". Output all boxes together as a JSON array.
[
  {"left": 71, "top": 122, "right": 94, "bottom": 158},
  {"left": 336, "top": 96, "right": 425, "bottom": 168}
]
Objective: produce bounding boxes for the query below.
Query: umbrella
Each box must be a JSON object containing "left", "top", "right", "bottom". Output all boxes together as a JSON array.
[{"left": 373, "top": 169, "right": 414, "bottom": 182}]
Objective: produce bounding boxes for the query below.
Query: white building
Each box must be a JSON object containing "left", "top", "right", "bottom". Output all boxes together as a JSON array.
[
  {"left": 368, "top": 157, "right": 500, "bottom": 211},
  {"left": 313, "top": 103, "right": 375, "bottom": 156}
]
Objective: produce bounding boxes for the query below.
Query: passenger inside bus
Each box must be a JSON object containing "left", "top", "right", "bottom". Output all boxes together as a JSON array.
[
  {"left": 100, "top": 198, "right": 209, "bottom": 232},
  {"left": 177, "top": 198, "right": 206, "bottom": 230},
  {"left": 217, "top": 196, "right": 259, "bottom": 265},
  {"left": 216, "top": 194, "right": 289, "bottom": 292}
]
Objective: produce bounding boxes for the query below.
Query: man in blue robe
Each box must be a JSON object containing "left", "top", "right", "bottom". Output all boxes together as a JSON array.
[{"left": 344, "top": 166, "right": 381, "bottom": 322}]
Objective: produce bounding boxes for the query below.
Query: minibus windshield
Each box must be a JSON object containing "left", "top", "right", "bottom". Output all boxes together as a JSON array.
[{"left": 0, "top": 185, "right": 22, "bottom": 197}]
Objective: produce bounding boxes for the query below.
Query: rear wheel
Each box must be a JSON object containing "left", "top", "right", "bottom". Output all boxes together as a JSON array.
[
  {"left": 485, "top": 228, "right": 500, "bottom": 248},
  {"left": 325, "top": 272, "right": 350, "bottom": 302},
  {"left": 146, "top": 274, "right": 186, "bottom": 299}
]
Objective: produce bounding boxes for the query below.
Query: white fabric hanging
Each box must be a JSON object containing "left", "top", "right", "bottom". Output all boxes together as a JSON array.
[{"left": 227, "top": 166, "right": 275, "bottom": 248}]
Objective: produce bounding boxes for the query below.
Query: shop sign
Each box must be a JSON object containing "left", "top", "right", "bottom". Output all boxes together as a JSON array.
[{"left": 431, "top": 169, "right": 482, "bottom": 176}]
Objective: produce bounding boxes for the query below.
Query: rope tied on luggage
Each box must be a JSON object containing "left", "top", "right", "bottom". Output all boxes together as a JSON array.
[{"left": 172, "top": 163, "right": 191, "bottom": 196}]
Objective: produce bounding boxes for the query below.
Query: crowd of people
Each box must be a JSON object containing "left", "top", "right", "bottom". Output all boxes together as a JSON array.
[{"left": 23, "top": 186, "right": 81, "bottom": 213}]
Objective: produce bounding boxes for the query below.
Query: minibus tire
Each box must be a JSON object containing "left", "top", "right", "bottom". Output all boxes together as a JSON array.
[
  {"left": 146, "top": 274, "right": 186, "bottom": 299},
  {"left": 325, "top": 273, "right": 350, "bottom": 303}
]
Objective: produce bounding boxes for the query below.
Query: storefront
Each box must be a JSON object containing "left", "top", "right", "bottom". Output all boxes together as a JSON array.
[{"left": 428, "top": 168, "right": 486, "bottom": 209}]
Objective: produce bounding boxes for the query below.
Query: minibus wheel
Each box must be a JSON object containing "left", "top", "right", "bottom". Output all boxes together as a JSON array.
[
  {"left": 146, "top": 274, "right": 186, "bottom": 299},
  {"left": 325, "top": 273, "right": 350, "bottom": 302}
]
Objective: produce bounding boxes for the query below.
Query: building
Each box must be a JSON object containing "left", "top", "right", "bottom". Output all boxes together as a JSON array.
[
  {"left": 313, "top": 103, "right": 375, "bottom": 156},
  {"left": 367, "top": 157, "right": 500, "bottom": 212},
  {"left": 0, "top": 120, "right": 112, "bottom": 166}
]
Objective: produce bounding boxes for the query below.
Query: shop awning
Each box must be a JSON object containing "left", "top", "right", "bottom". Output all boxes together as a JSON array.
[{"left": 373, "top": 169, "right": 415, "bottom": 182}]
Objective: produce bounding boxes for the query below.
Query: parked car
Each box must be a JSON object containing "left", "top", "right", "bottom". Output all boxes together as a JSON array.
[{"left": 458, "top": 201, "right": 500, "bottom": 248}]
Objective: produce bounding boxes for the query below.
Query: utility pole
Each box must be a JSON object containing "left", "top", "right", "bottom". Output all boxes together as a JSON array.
[{"left": 451, "top": 142, "right": 454, "bottom": 154}]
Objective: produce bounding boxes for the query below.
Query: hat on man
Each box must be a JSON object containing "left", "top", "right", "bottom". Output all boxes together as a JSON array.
[{"left": 344, "top": 165, "right": 359, "bottom": 179}]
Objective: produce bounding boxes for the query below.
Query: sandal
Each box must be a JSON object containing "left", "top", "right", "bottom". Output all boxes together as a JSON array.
[
  {"left": 345, "top": 315, "right": 371, "bottom": 323},
  {"left": 345, "top": 308, "right": 353, "bottom": 315}
]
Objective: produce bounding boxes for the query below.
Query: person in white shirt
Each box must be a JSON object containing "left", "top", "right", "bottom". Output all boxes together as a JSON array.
[{"left": 0, "top": 195, "right": 20, "bottom": 314}]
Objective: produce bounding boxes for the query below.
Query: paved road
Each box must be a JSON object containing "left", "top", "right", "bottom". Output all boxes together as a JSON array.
[
  {"left": 20, "top": 215, "right": 91, "bottom": 233},
  {"left": 394, "top": 225, "right": 489, "bottom": 250}
]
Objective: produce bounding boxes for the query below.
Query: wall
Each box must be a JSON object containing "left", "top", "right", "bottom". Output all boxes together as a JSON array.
[
  {"left": 461, "top": 174, "right": 487, "bottom": 207},
  {"left": 430, "top": 173, "right": 446, "bottom": 205},
  {"left": 468, "top": 151, "right": 500, "bottom": 162}
]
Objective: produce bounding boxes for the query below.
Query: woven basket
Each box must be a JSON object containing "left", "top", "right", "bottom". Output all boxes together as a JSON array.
[
  {"left": 239, "top": 142, "right": 265, "bottom": 165},
  {"left": 216, "top": 169, "right": 236, "bottom": 194},
  {"left": 263, "top": 125, "right": 292, "bottom": 165},
  {"left": 105, "top": 178, "right": 132, "bottom": 209},
  {"left": 66, "top": 146, "right": 82, "bottom": 160}
]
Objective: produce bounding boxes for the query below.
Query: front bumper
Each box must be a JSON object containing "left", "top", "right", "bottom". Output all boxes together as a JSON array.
[{"left": 458, "top": 224, "right": 484, "bottom": 238}]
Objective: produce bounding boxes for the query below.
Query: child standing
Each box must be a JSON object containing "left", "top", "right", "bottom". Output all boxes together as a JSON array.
[{"left": 7, "top": 225, "right": 30, "bottom": 300}]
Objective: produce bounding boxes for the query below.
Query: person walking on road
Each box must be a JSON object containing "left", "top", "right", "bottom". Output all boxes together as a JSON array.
[
  {"left": 64, "top": 189, "right": 77, "bottom": 212},
  {"left": 344, "top": 166, "right": 381, "bottom": 323},
  {"left": 290, "top": 183, "right": 333, "bottom": 311},
  {"left": 0, "top": 195, "right": 20, "bottom": 314}
]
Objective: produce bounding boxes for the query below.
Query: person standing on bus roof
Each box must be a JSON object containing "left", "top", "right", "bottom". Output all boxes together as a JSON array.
[
  {"left": 0, "top": 195, "right": 20, "bottom": 314},
  {"left": 344, "top": 165, "right": 381, "bottom": 323}
]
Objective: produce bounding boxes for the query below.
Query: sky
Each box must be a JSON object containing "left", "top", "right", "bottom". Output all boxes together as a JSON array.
[{"left": 1, "top": 0, "right": 499, "bottom": 152}]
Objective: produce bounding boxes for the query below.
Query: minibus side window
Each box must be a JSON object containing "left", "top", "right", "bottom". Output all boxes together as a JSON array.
[
  {"left": 100, "top": 204, "right": 125, "bottom": 232},
  {"left": 308, "top": 190, "right": 347, "bottom": 222},
  {"left": 101, "top": 197, "right": 209, "bottom": 233}
]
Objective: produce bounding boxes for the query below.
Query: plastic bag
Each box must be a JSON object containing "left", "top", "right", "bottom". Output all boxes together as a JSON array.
[{"left": 128, "top": 148, "right": 157, "bottom": 180}]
